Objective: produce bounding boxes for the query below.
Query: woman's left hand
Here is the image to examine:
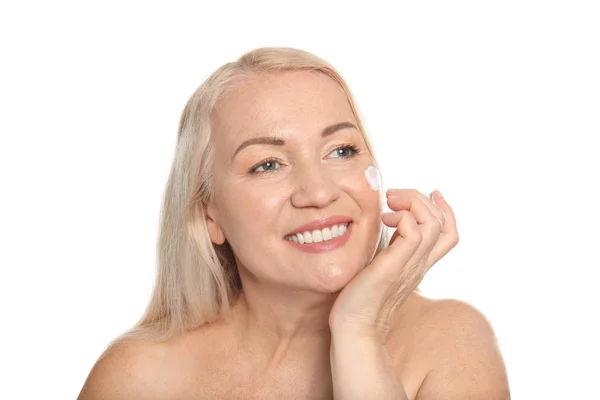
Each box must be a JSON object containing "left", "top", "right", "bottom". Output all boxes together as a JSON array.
[{"left": 329, "top": 189, "right": 459, "bottom": 340}]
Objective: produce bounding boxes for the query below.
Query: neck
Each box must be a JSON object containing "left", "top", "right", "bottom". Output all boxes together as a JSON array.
[{"left": 230, "top": 280, "right": 337, "bottom": 370}]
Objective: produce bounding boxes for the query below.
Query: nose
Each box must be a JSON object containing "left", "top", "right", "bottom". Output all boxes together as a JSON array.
[{"left": 290, "top": 162, "right": 340, "bottom": 208}]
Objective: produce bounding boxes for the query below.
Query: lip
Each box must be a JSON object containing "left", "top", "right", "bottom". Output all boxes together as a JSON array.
[
  {"left": 285, "top": 215, "right": 353, "bottom": 236},
  {"left": 285, "top": 222, "right": 353, "bottom": 253}
]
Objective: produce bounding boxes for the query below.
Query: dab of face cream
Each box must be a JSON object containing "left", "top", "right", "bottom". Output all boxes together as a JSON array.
[{"left": 364, "top": 166, "right": 381, "bottom": 191}]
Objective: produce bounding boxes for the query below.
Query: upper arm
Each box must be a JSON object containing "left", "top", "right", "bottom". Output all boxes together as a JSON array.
[
  {"left": 415, "top": 299, "right": 510, "bottom": 400},
  {"left": 77, "top": 339, "right": 171, "bottom": 400}
]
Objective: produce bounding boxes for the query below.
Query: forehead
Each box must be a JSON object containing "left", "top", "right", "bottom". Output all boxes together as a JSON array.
[{"left": 211, "top": 70, "right": 357, "bottom": 149}]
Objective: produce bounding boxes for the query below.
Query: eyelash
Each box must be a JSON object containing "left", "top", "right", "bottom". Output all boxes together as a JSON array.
[{"left": 249, "top": 144, "right": 361, "bottom": 175}]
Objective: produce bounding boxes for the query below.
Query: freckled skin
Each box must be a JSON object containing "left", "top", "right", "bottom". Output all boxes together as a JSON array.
[{"left": 206, "top": 70, "right": 383, "bottom": 293}]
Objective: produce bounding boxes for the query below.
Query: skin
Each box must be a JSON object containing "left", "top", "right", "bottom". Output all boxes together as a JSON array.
[{"left": 78, "top": 70, "right": 510, "bottom": 399}]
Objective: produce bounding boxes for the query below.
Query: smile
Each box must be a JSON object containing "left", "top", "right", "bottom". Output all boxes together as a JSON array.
[{"left": 284, "top": 222, "right": 351, "bottom": 244}]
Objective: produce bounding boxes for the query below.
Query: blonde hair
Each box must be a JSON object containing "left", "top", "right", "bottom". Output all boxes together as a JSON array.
[{"left": 110, "top": 47, "right": 390, "bottom": 347}]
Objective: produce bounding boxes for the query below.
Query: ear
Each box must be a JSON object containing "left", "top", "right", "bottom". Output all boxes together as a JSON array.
[{"left": 203, "top": 200, "right": 227, "bottom": 245}]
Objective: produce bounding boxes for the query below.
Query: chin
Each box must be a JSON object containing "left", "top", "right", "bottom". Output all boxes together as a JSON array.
[{"left": 311, "top": 262, "right": 363, "bottom": 294}]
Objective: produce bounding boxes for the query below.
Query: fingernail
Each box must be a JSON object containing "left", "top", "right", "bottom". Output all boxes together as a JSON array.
[
  {"left": 386, "top": 189, "right": 401, "bottom": 198},
  {"left": 382, "top": 212, "right": 394, "bottom": 217},
  {"left": 431, "top": 190, "right": 443, "bottom": 206}
]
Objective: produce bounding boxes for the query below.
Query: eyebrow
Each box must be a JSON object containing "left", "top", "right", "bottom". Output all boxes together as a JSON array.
[{"left": 231, "top": 121, "right": 359, "bottom": 162}]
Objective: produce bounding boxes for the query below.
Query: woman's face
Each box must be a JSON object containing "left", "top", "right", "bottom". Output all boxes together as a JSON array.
[{"left": 206, "top": 70, "right": 383, "bottom": 293}]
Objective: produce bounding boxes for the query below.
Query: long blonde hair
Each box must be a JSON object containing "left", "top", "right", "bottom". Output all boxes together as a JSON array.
[{"left": 112, "top": 47, "right": 390, "bottom": 346}]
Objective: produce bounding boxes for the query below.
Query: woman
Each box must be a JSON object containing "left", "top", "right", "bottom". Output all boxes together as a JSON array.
[{"left": 78, "top": 47, "right": 509, "bottom": 399}]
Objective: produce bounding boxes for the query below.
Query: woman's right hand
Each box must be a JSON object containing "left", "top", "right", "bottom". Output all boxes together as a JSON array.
[{"left": 329, "top": 189, "right": 459, "bottom": 338}]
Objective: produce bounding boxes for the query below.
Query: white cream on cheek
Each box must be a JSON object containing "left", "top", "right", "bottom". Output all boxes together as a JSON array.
[{"left": 364, "top": 165, "right": 381, "bottom": 191}]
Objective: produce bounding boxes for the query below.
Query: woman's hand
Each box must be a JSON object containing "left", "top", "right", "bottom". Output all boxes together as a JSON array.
[{"left": 329, "top": 189, "right": 459, "bottom": 340}]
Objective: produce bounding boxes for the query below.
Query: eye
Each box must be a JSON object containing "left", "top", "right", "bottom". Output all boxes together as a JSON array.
[
  {"left": 328, "top": 144, "right": 360, "bottom": 160},
  {"left": 248, "top": 144, "right": 361, "bottom": 175},
  {"left": 249, "top": 159, "right": 281, "bottom": 175}
]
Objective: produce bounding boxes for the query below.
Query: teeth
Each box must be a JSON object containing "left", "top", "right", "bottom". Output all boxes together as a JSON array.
[{"left": 285, "top": 223, "right": 350, "bottom": 244}]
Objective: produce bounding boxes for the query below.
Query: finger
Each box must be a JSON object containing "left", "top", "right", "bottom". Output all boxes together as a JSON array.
[
  {"left": 412, "top": 189, "right": 446, "bottom": 227},
  {"left": 428, "top": 191, "right": 446, "bottom": 226},
  {"left": 427, "top": 191, "right": 460, "bottom": 265},
  {"left": 431, "top": 191, "right": 457, "bottom": 236},
  {"left": 384, "top": 192, "right": 446, "bottom": 274},
  {"left": 382, "top": 210, "right": 416, "bottom": 247},
  {"left": 382, "top": 197, "right": 441, "bottom": 254},
  {"left": 386, "top": 189, "right": 446, "bottom": 227},
  {"left": 373, "top": 210, "right": 421, "bottom": 277},
  {"left": 386, "top": 194, "right": 443, "bottom": 242}
]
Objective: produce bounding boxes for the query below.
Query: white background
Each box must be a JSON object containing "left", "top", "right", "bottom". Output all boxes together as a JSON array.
[{"left": 1, "top": 1, "right": 598, "bottom": 398}]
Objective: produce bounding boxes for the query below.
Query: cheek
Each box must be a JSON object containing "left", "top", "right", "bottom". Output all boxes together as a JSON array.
[
  {"left": 332, "top": 163, "right": 380, "bottom": 192},
  {"left": 233, "top": 193, "right": 282, "bottom": 223},
  {"left": 331, "top": 165, "right": 383, "bottom": 247},
  {"left": 221, "top": 185, "right": 284, "bottom": 235}
]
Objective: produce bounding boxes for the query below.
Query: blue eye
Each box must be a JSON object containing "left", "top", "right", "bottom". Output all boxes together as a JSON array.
[
  {"left": 329, "top": 144, "right": 360, "bottom": 159},
  {"left": 251, "top": 159, "right": 280, "bottom": 174},
  {"left": 249, "top": 144, "right": 361, "bottom": 175}
]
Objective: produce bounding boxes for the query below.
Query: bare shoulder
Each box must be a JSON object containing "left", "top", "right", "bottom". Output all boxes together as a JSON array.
[
  {"left": 77, "top": 337, "right": 183, "bottom": 400},
  {"left": 402, "top": 293, "right": 511, "bottom": 399}
]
